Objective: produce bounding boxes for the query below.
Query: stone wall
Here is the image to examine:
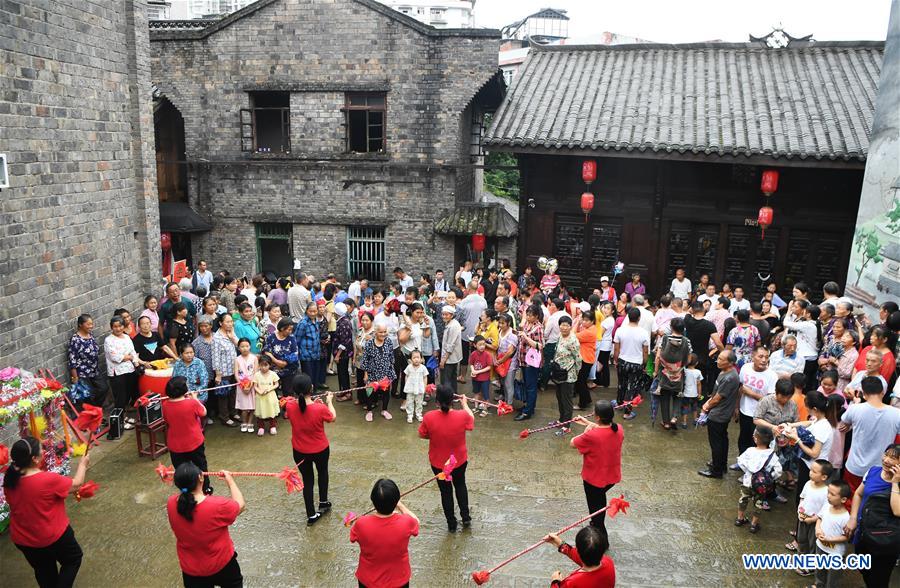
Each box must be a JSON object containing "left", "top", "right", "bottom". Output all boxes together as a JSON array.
[
  {"left": 150, "top": 0, "right": 499, "bottom": 284},
  {"left": 0, "top": 0, "right": 160, "bottom": 374}
]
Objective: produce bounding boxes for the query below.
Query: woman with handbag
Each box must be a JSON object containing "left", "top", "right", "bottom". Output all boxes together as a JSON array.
[
  {"left": 495, "top": 314, "right": 518, "bottom": 404},
  {"left": 515, "top": 304, "right": 544, "bottom": 422},
  {"left": 552, "top": 316, "right": 581, "bottom": 433}
]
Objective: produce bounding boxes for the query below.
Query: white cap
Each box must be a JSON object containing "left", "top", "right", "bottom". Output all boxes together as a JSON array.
[
  {"left": 334, "top": 302, "right": 347, "bottom": 317},
  {"left": 442, "top": 305, "right": 456, "bottom": 314},
  {"left": 578, "top": 300, "right": 591, "bottom": 313},
  {"left": 600, "top": 276, "right": 609, "bottom": 283}
]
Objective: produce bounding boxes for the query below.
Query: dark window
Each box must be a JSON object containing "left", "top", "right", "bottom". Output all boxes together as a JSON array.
[
  {"left": 345, "top": 93, "right": 385, "bottom": 153},
  {"left": 255, "top": 223, "right": 293, "bottom": 276},
  {"left": 241, "top": 92, "right": 290, "bottom": 153},
  {"left": 347, "top": 226, "right": 386, "bottom": 282}
]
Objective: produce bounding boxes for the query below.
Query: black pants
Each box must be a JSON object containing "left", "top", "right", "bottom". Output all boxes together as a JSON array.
[
  {"left": 440, "top": 363, "right": 459, "bottom": 394},
  {"left": 583, "top": 481, "right": 615, "bottom": 533},
  {"left": 795, "top": 459, "right": 810, "bottom": 509},
  {"left": 737, "top": 412, "right": 756, "bottom": 455},
  {"left": 15, "top": 525, "right": 82, "bottom": 588},
  {"left": 707, "top": 419, "right": 729, "bottom": 476},
  {"left": 356, "top": 368, "right": 367, "bottom": 404},
  {"left": 432, "top": 460, "right": 469, "bottom": 529},
  {"left": 391, "top": 349, "right": 408, "bottom": 398},
  {"left": 82, "top": 374, "right": 109, "bottom": 411},
  {"left": 860, "top": 552, "right": 896, "bottom": 587},
  {"left": 701, "top": 361, "right": 719, "bottom": 401},
  {"left": 803, "top": 359, "right": 819, "bottom": 391},
  {"left": 363, "top": 381, "right": 390, "bottom": 412},
  {"left": 575, "top": 361, "right": 593, "bottom": 409},
  {"left": 595, "top": 350, "right": 611, "bottom": 387},
  {"left": 182, "top": 552, "right": 242, "bottom": 588},
  {"left": 659, "top": 387, "right": 681, "bottom": 424},
  {"left": 109, "top": 371, "right": 137, "bottom": 411},
  {"left": 171, "top": 443, "right": 212, "bottom": 494},
  {"left": 556, "top": 381, "right": 574, "bottom": 422},
  {"left": 293, "top": 447, "right": 330, "bottom": 518},
  {"left": 336, "top": 355, "right": 351, "bottom": 392}
]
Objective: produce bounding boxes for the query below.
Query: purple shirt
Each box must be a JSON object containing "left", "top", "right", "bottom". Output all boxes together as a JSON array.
[{"left": 625, "top": 282, "right": 646, "bottom": 297}]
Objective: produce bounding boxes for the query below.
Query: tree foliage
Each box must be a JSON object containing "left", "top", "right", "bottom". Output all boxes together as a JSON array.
[
  {"left": 853, "top": 227, "right": 883, "bottom": 286},
  {"left": 484, "top": 151, "right": 519, "bottom": 201}
]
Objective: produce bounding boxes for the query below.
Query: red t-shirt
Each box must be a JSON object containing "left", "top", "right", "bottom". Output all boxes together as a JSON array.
[
  {"left": 5, "top": 471, "right": 72, "bottom": 547},
  {"left": 468, "top": 349, "right": 493, "bottom": 382},
  {"left": 349, "top": 513, "right": 419, "bottom": 588},
  {"left": 559, "top": 544, "right": 616, "bottom": 588},
  {"left": 167, "top": 494, "right": 240, "bottom": 577},
  {"left": 162, "top": 398, "right": 205, "bottom": 453},
  {"left": 286, "top": 399, "right": 335, "bottom": 454},
  {"left": 572, "top": 425, "right": 623, "bottom": 488},
  {"left": 854, "top": 345, "right": 896, "bottom": 382},
  {"left": 418, "top": 409, "right": 474, "bottom": 468}
]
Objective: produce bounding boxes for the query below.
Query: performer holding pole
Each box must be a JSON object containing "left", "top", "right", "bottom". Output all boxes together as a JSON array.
[
  {"left": 166, "top": 462, "right": 246, "bottom": 588},
  {"left": 3, "top": 437, "right": 91, "bottom": 588},
  {"left": 418, "top": 384, "right": 474, "bottom": 532},
  {"left": 163, "top": 376, "right": 212, "bottom": 494},
  {"left": 570, "top": 400, "right": 623, "bottom": 535}
]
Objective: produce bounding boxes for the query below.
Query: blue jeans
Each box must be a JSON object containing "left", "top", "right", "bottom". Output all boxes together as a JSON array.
[
  {"left": 472, "top": 380, "right": 490, "bottom": 402},
  {"left": 523, "top": 366, "right": 540, "bottom": 416}
]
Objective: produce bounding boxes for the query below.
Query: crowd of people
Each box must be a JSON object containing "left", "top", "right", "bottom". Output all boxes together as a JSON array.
[{"left": 6, "top": 259, "right": 900, "bottom": 587}]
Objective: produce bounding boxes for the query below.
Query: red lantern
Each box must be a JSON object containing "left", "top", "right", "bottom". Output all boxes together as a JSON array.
[
  {"left": 758, "top": 205, "right": 773, "bottom": 239},
  {"left": 761, "top": 169, "right": 779, "bottom": 195},
  {"left": 582, "top": 160, "right": 597, "bottom": 184},
  {"left": 472, "top": 233, "right": 485, "bottom": 253},
  {"left": 580, "top": 192, "right": 594, "bottom": 222},
  {"left": 160, "top": 232, "right": 172, "bottom": 252}
]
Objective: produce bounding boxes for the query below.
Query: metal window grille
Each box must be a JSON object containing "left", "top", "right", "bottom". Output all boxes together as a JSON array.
[
  {"left": 255, "top": 223, "right": 292, "bottom": 272},
  {"left": 347, "top": 226, "right": 386, "bottom": 282}
]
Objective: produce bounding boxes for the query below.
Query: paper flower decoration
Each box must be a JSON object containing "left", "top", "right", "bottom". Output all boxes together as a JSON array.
[
  {"left": 606, "top": 495, "right": 630, "bottom": 518},
  {"left": 496, "top": 400, "right": 514, "bottom": 416},
  {"left": 0, "top": 367, "right": 20, "bottom": 381},
  {"left": 238, "top": 377, "right": 253, "bottom": 391},
  {"left": 425, "top": 383, "right": 437, "bottom": 394},
  {"left": 437, "top": 454, "right": 457, "bottom": 481},
  {"left": 343, "top": 511, "right": 358, "bottom": 527},
  {"left": 71, "top": 442, "right": 87, "bottom": 457},
  {"left": 73, "top": 404, "right": 103, "bottom": 432},
  {"left": 0, "top": 443, "right": 8, "bottom": 473},
  {"left": 519, "top": 429, "right": 530, "bottom": 439},
  {"left": 629, "top": 394, "right": 643, "bottom": 407},
  {"left": 472, "top": 570, "right": 491, "bottom": 585},
  {"left": 155, "top": 463, "right": 175, "bottom": 484},
  {"left": 277, "top": 466, "right": 304, "bottom": 494},
  {"left": 75, "top": 480, "right": 99, "bottom": 502}
]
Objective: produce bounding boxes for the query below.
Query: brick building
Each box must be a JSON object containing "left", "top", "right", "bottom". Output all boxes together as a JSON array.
[
  {"left": 150, "top": 0, "right": 506, "bottom": 284},
  {"left": 0, "top": 1, "right": 160, "bottom": 374}
]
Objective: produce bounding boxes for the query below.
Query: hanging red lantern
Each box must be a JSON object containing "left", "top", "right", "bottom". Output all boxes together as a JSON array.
[
  {"left": 160, "top": 232, "right": 172, "bottom": 252},
  {"left": 582, "top": 160, "right": 597, "bottom": 184},
  {"left": 471, "top": 233, "right": 486, "bottom": 253},
  {"left": 580, "top": 192, "right": 594, "bottom": 222},
  {"left": 757, "top": 205, "right": 773, "bottom": 239},
  {"left": 760, "top": 169, "right": 779, "bottom": 196}
]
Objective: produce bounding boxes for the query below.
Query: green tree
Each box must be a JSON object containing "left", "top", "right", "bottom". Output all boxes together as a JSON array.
[
  {"left": 886, "top": 196, "right": 900, "bottom": 233},
  {"left": 853, "top": 227, "right": 883, "bottom": 286},
  {"left": 484, "top": 151, "right": 519, "bottom": 201}
]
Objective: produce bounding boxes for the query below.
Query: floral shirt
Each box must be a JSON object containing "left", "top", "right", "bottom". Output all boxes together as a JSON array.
[
  {"left": 191, "top": 335, "right": 215, "bottom": 385},
  {"left": 172, "top": 358, "right": 209, "bottom": 402},
  {"left": 263, "top": 333, "right": 299, "bottom": 380},
  {"left": 360, "top": 338, "right": 396, "bottom": 382},
  {"left": 726, "top": 324, "right": 760, "bottom": 368},
  {"left": 553, "top": 333, "right": 581, "bottom": 383},
  {"left": 518, "top": 320, "right": 544, "bottom": 367},
  {"left": 211, "top": 331, "right": 237, "bottom": 379},
  {"left": 68, "top": 333, "right": 99, "bottom": 378},
  {"left": 334, "top": 315, "right": 354, "bottom": 359},
  {"left": 104, "top": 334, "right": 137, "bottom": 377}
]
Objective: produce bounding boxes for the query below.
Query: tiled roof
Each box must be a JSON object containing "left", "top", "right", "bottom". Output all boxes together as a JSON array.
[
  {"left": 434, "top": 204, "right": 518, "bottom": 237},
  {"left": 485, "top": 41, "right": 884, "bottom": 162}
]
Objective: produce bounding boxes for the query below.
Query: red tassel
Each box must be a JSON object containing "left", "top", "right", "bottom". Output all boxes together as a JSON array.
[
  {"left": 425, "top": 383, "right": 437, "bottom": 394},
  {"left": 277, "top": 466, "right": 304, "bottom": 494},
  {"left": 439, "top": 454, "right": 457, "bottom": 481},
  {"left": 607, "top": 495, "right": 630, "bottom": 518},
  {"left": 629, "top": 395, "right": 644, "bottom": 408},
  {"left": 376, "top": 377, "right": 391, "bottom": 391},
  {"left": 75, "top": 480, "right": 99, "bottom": 502},
  {"left": 519, "top": 430, "right": 530, "bottom": 439},
  {"left": 497, "top": 400, "right": 514, "bottom": 416},
  {"left": 73, "top": 404, "right": 103, "bottom": 432},
  {"left": 155, "top": 463, "right": 175, "bottom": 484},
  {"left": 472, "top": 570, "right": 491, "bottom": 585}
]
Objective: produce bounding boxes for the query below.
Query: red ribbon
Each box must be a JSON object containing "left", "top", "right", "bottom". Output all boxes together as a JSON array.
[{"left": 75, "top": 480, "right": 99, "bottom": 502}]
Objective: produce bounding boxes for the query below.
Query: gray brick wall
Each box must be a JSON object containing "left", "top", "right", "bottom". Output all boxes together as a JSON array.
[
  {"left": 0, "top": 0, "right": 160, "bottom": 375},
  {"left": 150, "top": 0, "right": 499, "bottom": 285}
]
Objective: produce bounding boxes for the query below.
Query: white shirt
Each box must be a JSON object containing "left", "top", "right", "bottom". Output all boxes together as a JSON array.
[
  {"left": 614, "top": 324, "right": 650, "bottom": 365},
  {"left": 459, "top": 271, "right": 473, "bottom": 287},
  {"left": 782, "top": 318, "right": 820, "bottom": 359},
  {"left": 399, "top": 275, "right": 415, "bottom": 290},
  {"left": 670, "top": 278, "right": 692, "bottom": 299},
  {"left": 798, "top": 481, "right": 828, "bottom": 520},
  {"left": 683, "top": 368, "right": 703, "bottom": 398},
  {"left": 800, "top": 418, "right": 834, "bottom": 469},
  {"left": 543, "top": 310, "right": 570, "bottom": 344},
  {"left": 457, "top": 293, "right": 487, "bottom": 339},
  {"left": 815, "top": 505, "right": 850, "bottom": 555},
  {"left": 104, "top": 334, "right": 137, "bottom": 377},
  {"left": 729, "top": 298, "right": 751, "bottom": 315},
  {"left": 697, "top": 293, "right": 718, "bottom": 306},
  {"left": 347, "top": 281, "right": 361, "bottom": 302},
  {"left": 598, "top": 316, "right": 615, "bottom": 352},
  {"left": 737, "top": 447, "right": 782, "bottom": 488},
  {"left": 738, "top": 364, "right": 778, "bottom": 416},
  {"left": 403, "top": 363, "right": 428, "bottom": 395},
  {"left": 637, "top": 307, "right": 655, "bottom": 337}
]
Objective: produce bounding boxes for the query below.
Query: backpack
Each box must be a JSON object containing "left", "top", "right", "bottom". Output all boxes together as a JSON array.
[
  {"left": 659, "top": 335, "right": 690, "bottom": 388},
  {"left": 858, "top": 490, "right": 900, "bottom": 555},
  {"left": 750, "top": 451, "right": 777, "bottom": 498}
]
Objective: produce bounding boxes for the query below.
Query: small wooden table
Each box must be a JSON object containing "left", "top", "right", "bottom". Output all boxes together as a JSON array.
[{"left": 136, "top": 420, "right": 168, "bottom": 459}]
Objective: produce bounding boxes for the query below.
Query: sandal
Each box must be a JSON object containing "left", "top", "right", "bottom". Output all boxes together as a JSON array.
[
  {"left": 789, "top": 530, "right": 797, "bottom": 538},
  {"left": 749, "top": 522, "right": 761, "bottom": 534},
  {"left": 123, "top": 422, "right": 135, "bottom": 430},
  {"left": 785, "top": 541, "right": 798, "bottom": 552},
  {"left": 223, "top": 419, "right": 238, "bottom": 427},
  {"left": 734, "top": 517, "right": 750, "bottom": 527}
]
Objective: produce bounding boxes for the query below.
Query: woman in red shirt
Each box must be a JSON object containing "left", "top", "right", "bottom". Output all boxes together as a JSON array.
[
  {"left": 4, "top": 437, "right": 90, "bottom": 588},
  {"left": 544, "top": 526, "right": 616, "bottom": 588},
  {"left": 166, "top": 462, "right": 245, "bottom": 587},
  {"left": 418, "top": 385, "right": 474, "bottom": 531},
  {"left": 163, "top": 376, "right": 212, "bottom": 494},
  {"left": 854, "top": 326, "right": 896, "bottom": 383},
  {"left": 286, "top": 373, "right": 336, "bottom": 526},
  {"left": 571, "top": 400, "right": 624, "bottom": 534},
  {"left": 350, "top": 478, "right": 419, "bottom": 588}
]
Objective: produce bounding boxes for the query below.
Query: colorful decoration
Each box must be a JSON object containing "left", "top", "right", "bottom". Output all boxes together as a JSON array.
[
  {"left": 344, "top": 455, "right": 457, "bottom": 527},
  {"left": 472, "top": 233, "right": 486, "bottom": 253},
  {"left": 72, "top": 404, "right": 103, "bottom": 433},
  {"left": 75, "top": 481, "right": 99, "bottom": 502},
  {"left": 757, "top": 205, "right": 773, "bottom": 239},
  {"left": 471, "top": 496, "right": 631, "bottom": 585},
  {"left": 581, "top": 160, "right": 597, "bottom": 184},
  {"left": 155, "top": 463, "right": 305, "bottom": 495},
  {"left": 760, "top": 169, "right": 779, "bottom": 195}
]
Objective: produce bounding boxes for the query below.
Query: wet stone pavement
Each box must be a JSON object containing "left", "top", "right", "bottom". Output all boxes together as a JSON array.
[{"left": 1, "top": 377, "right": 839, "bottom": 587}]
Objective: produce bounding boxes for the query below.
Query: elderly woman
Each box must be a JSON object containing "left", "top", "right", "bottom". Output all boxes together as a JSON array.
[
  {"left": 263, "top": 317, "right": 299, "bottom": 388},
  {"left": 360, "top": 323, "right": 396, "bottom": 422},
  {"left": 105, "top": 315, "right": 138, "bottom": 429},
  {"left": 67, "top": 313, "right": 108, "bottom": 408},
  {"left": 210, "top": 313, "right": 239, "bottom": 427},
  {"left": 354, "top": 311, "right": 376, "bottom": 405},
  {"left": 835, "top": 330, "right": 860, "bottom": 393},
  {"left": 191, "top": 315, "right": 217, "bottom": 411},
  {"left": 332, "top": 302, "right": 354, "bottom": 399},
  {"left": 233, "top": 302, "right": 262, "bottom": 354}
]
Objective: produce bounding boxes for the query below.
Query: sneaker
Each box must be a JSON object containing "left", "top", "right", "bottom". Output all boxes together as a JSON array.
[
  {"left": 479, "top": 409, "right": 488, "bottom": 417},
  {"left": 365, "top": 411, "right": 373, "bottom": 422},
  {"left": 795, "top": 568, "right": 813, "bottom": 577},
  {"left": 416, "top": 415, "right": 423, "bottom": 422},
  {"left": 774, "top": 493, "right": 789, "bottom": 504},
  {"left": 206, "top": 417, "right": 214, "bottom": 425},
  {"left": 381, "top": 410, "right": 392, "bottom": 420},
  {"left": 728, "top": 463, "right": 742, "bottom": 472},
  {"left": 759, "top": 500, "right": 771, "bottom": 511},
  {"left": 622, "top": 412, "right": 637, "bottom": 420},
  {"left": 269, "top": 426, "right": 277, "bottom": 435},
  {"left": 554, "top": 427, "right": 571, "bottom": 436},
  {"left": 257, "top": 428, "right": 265, "bottom": 436},
  {"left": 407, "top": 417, "right": 413, "bottom": 424}
]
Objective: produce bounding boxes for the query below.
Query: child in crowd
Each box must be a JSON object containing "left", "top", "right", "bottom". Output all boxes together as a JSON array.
[
  {"left": 736, "top": 426, "right": 782, "bottom": 534},
  {"left": 468, "top": 335, "right": 494, "bottom": 416},
  {"left": 787, "top": 458, "right": 833, "bottom": 572},
  {"left": 814, "top": 481, "right": 851, "bottom": 588},
  {"left": 253, "top": 355, "right": 280, "bottom": 436},
  {"left": 234, "top": 338, "right": 258, "bottom": 433},
  {"left": 681, "top": 353, "right": 703, "bottom": 429},
  {"left": 171, "top": 344, "right": 209, "bottom": 404},
  {"left": 791, "top": 373, "right": 809, "bottom": 422},
  {"left": 403, "top": 350, "right": 428, "bottom": 424}
]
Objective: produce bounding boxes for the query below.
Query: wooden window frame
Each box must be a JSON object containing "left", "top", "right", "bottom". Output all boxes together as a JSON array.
[
  {"left": 241, "top": 92, "right": 291, "bottom": 154},
  {"left": 343, "top": 92, "right": 387, "bottom": 154}
]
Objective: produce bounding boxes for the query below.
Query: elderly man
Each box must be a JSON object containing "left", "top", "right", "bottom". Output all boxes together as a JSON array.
[
  {"left": 753, "top": 377, "right": 798, "bottom": 434},
  {"left": 632, "top": 294, "right": 655, "bottom": 336},
  {"left": 844, "top": 348, "right": 888, "bottom": 398},
  {"left": 440, "top": 305, "right": 463, "bottom": 393},
  {"left": 178, "top": 277, "right": 200, "bottom": 308},
  {"left": 494, "top": 295, "right": 518, "bottom": 330},
  {"left": 288, "top": 273, "right": 312, "bottom": 322},
  {"left": 698, "top": 350, "right": 741, "bottom": 479},
  {"left": 769, "top": 335, "right": 805, "bottom": 378},
  {"left": 838, "top": 376, "right": 900, "bottom": 492},
  {"left": 456, "top": 280, "right": 487, "bottom": 382},
  {"left": 158, "top": 281, "right": 197, "bottom": 338}
]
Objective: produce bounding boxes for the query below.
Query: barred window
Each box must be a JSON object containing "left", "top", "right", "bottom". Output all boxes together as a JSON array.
[{"left": 347, "top": 227, "right": 386, "bottom": 282}]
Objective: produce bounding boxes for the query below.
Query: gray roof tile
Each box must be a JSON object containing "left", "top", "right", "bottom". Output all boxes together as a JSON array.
[{"left": 485, "top": 41, "right": 884, "bottom": 161}]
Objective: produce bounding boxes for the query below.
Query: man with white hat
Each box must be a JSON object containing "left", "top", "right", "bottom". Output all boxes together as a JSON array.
[
  {"left": 439, "top": 305, "right": 463, "bottom": 393},
  {"left": 598, "top": 276, "right": 616, "bottom": 303}
]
